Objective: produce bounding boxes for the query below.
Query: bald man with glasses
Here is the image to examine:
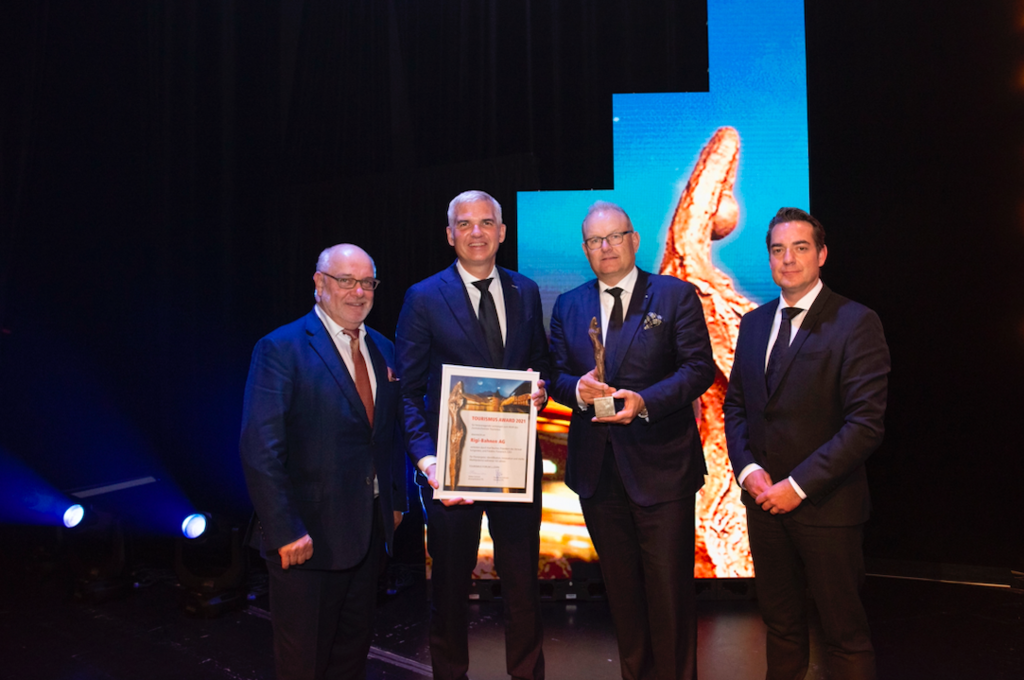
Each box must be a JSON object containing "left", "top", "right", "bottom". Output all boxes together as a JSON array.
[{"left": 240, "top": 244, "right": 407, "bottom": 680}]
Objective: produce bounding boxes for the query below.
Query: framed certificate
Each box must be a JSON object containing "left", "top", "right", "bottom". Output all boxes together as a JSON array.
[{"left": 434, "top": 364, "right": 539, "bottom": 503}]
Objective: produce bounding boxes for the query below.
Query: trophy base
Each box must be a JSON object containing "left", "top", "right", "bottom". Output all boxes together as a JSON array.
[{"left": 594, "top": 396, "right": 617, "bottom": 418}]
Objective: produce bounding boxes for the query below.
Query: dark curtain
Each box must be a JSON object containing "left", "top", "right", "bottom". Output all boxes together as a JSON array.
[{"left": 0, "top": 0, "right": 708, "bottom": 518}]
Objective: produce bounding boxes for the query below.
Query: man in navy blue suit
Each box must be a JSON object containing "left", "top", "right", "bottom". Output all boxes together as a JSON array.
[
  {"left": 548, "top": 201, "right": 715, "bottom": 680},
  {"left": 396, "top": 190, "right": 549, "bottom": 680},
  {"left": 240, "top": 244, "right": 406, "bottom": 680},
  {"left": 724, "top": 208, "right": 890, "bottom": 680}
]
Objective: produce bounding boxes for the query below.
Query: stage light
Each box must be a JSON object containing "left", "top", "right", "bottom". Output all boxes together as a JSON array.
[
  {"left": 174, "top": 513, "right": 248, "bottom": 617},
  {"left": 66, "top": 507, "right": 129, "bottom": 603},
  {"left": 181, "top": 513, "right": 208, "bottom": 539},
  {"left": 63, "top": 504, "right": 85, "bottom": 528}
]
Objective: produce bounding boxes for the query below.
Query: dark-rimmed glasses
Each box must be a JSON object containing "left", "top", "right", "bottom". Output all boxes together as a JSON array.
[
  {"left": 584, "top": 230, "right": 634, "bottom": 251},
  {"left": 319, "top": 272, "right": 381, "bottom": 290}
]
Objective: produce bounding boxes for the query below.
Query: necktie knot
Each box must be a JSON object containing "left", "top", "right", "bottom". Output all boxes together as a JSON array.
[
  {"left": 342, "top": 328, "right": 359, "bottom": 343},
  {"left": 606, "top": 287, "right": 623, "bottom": 300},
  {"left": 472, "top": 278, "right": 493, "bottom": 294},
  {"left": 781, "top": 306, "right": 803, "bottom": 321}
]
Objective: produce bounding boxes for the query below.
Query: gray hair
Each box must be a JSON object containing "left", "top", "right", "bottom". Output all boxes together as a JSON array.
[
  {"left": 581, "top": 200, "right": 634, "bottom": 237},
  {"left": 447, "top": 190, "right": 503, "bottom": 227}
]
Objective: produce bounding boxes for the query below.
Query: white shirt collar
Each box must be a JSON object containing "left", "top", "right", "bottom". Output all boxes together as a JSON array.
[
  {"left": 314, "top": 303, "right": 365, "bottom": 339},
  {"left": 598, "top": 266, "right": 639, "bottom": 294},
  {"left": 778, "top": 278, "right": 823, "bottom": 314},
  {"left": 455, "top": 260, "right": 499, "bottom": 286}
]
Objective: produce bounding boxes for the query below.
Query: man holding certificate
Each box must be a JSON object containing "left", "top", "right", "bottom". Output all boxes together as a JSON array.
[
  {"left": 548, "top": 201, "right": 715, "bottom": 680},
  {"left": 395, "top": 190, "right": 550, "bottom": 680}
]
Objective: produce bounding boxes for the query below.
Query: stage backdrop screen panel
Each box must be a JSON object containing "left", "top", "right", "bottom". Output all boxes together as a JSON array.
[{"left": 516, "top": 0, "right": 809, "bottom": 579}]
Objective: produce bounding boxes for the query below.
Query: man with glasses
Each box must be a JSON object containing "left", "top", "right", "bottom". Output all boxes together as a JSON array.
[
  {"left": 240, "top": 243, "right": 407, "bottom": 680},
  {"left": 548, "top": 201, "right": 715, "bottom": 680},
  {"left": 396, "top": 190, "right": 549, "bottom": 680}
]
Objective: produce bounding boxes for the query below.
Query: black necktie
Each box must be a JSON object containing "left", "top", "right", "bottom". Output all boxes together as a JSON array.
[
  {"left": 766, "top": 307, "right": 803, "bottom": 393},
  {"left": 604, "top": 287, "right": 624, "bottom": 355},
  {"left": 472, "top": 279, "right": 504, "bottom": 367}
]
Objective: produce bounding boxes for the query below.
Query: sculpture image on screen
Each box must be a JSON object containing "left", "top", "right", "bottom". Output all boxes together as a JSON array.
[{"left": 659, "top": 126, "right": 758, "bottom": 578}]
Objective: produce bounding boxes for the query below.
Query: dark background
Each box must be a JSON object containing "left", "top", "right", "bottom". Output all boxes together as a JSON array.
[{"left": 1, "top": 1, "right": 1021, "bottom": 570}]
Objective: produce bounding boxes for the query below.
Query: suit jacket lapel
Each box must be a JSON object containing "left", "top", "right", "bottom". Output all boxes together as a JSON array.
[
  {"left": 606, "top": 269, "right": 652, "bottom": 381},
  {"left": 439, "top": 262, "right": 492, "bottom": 366},
  {"left": 752, "top": 299, "right": 779, "bottom": 404},
  {"left": 305, "top": 312, "right": 370, "bottom": 427},
  {"left": 498, "top": 268, "right": 520, "bottom": 369}
]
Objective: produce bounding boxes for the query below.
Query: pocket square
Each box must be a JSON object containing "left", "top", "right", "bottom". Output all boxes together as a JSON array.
[{"left": 643, "top": 312, "right": 663, "bottom": 330}]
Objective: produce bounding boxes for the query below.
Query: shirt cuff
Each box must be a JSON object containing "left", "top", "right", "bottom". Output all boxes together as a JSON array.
[
  {"left": 787, "top": 476, "right": 807, "bottom": 499},
  {"left": 417, "top": 455, "right": 437, "bottom": 474},
  {"left": 736, "top": 463, "right": 763, "bottom": 489},
  {"left": 575, "top": 379, "right": 587, "bottom": 411}
]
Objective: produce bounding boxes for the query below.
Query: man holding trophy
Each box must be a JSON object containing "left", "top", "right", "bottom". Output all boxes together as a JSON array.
[{"left": 548, "top": 201, "right": 715, "bottom": 680}]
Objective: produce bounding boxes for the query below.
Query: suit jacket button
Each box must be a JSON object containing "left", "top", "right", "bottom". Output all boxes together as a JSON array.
[{"left": 365, "top": 477, "right": 371, "bottom": 486}]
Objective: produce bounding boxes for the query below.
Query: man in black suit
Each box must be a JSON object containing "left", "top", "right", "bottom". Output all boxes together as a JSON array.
[
  {"left": 395, "top": 190, "right": 550, "bottom": 680},
  {"left": 548, "top": 201, "right": 715, "bottom": 680},
  {"left": 240, "top": 244, "right": 406, "bottom": 680},
  {"left": 724, "top": 208, "right": 890, "bottom": 680}
]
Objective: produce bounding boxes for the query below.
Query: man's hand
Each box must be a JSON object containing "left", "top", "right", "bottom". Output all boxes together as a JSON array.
[
  {"left": 592, "top": 389, "right": 645, "bottom": 425},
  {"left": 578, "top": 369, "right": 613, "bottom": 405},
  {"left": 393, "top": 511, "right": 404, "bottom": 530},
  {"left": 742, "top": 469, "right": 774, "bottom": 498},
  {"left": 530, "top": 377, "right": 548, "bottom": 410},
  {"left": 426, "top": 463, "right": 474, "bottom": 506},
  {"left": 756, "top": 480, "right": 803, "bottom": 515},
  {"left": 279, "top": 534, "right": 313, "bottom": 570}
]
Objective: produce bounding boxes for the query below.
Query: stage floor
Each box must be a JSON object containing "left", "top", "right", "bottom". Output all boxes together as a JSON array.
[{"left": 2, "top": 557, "right": 1021, "bottom": 680}]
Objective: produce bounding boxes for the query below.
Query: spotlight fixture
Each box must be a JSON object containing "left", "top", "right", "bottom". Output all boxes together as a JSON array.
[
  {"left": 63, "top": 504, "right": 85, "bottom": 528},
  {"left": 66, "top": 507, "right": 130, "bottom": 603},
  {"left": 174, "top": 513, "right": 248, "bottom": 618},
  {"left": 181, "top": 513, "right": 207, "bottom": 539}
]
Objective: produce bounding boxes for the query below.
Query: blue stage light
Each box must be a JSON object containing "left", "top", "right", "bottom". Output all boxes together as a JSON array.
[
  {"left": 63, "top": 504, "right": 85, "bottom": 528},
  {"left": 182, "top": 513, "right": 208, "bottom": 539}
]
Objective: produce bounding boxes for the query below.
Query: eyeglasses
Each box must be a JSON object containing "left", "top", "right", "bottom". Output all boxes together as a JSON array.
[
  {"left": 584, "top": 230, "right": 634, "bottom": 251},
  {"left": 319, "top": 272, "right": 381, "bottom": 290}
]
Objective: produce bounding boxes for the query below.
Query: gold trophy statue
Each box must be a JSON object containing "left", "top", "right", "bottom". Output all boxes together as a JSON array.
[{"left": 588, "top": 317, "right": 617, "bottom": 418}]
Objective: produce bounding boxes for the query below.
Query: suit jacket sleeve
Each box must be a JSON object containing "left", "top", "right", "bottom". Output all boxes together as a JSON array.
[
  {"left": 395, "top": 283, "right": 439, "bottom": 464},
  {"left": 723, "top": 314, "right": 757, "bottom": 475},
  {"left": 238, "top": 335, "right": 307, "bottom": 550},
  {"left": 524, "top": 281, "right": 552, "bottom": 383},
  {"left": 547, "top": 293, "right": 579, "bottom": 408},
  {"left": 790, "top": 308, "right": 889, "bottom": 502}
]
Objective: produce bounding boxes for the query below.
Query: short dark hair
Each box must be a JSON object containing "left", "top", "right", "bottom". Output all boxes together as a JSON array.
[{"left": 766, "top": 207, "right": 825, "bottom": 251}]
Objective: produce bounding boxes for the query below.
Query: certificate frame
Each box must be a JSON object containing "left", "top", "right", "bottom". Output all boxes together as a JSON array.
[{"left": 434, "top": 364, "right": 539, "bottom": 503}]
